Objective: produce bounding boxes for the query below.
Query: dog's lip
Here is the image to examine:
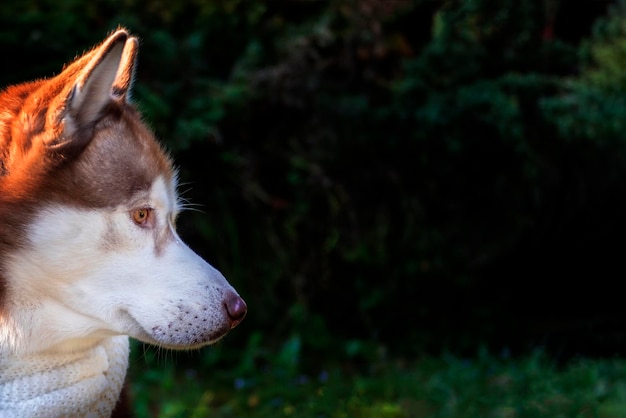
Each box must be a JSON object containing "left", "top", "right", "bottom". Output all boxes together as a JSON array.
[
  {"left": 116, "top": 309, "right": 231, "bottom": 350},
  {"left": 154, "top": 328, "right": 230, "bottom": 350}
]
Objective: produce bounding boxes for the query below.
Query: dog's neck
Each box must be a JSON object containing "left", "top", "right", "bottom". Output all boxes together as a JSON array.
[{"left": 0, "top": 335, "right": 129, "bottom": 417}]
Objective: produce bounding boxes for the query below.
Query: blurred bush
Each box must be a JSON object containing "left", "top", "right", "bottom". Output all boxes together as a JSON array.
[{"left": 2, "top": 0, "right": 626, "bottom": 363}]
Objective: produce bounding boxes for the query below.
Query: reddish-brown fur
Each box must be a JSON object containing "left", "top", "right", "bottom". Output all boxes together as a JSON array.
[{"left": 0, "top": 30, "right": 173, "bottom": 314}]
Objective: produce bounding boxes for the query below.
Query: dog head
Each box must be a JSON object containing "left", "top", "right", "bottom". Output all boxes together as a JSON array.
[{"left": 0, "top": 29, "right": 246, "bottom": 355}]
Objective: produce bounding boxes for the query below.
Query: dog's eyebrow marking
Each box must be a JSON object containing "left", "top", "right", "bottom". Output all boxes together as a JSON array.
[
  {"left": 126, "top": 190, "right": 153, "bottom": 209},
  {"left": 148, "top": 175, "right": 177, "bottom": 257}
]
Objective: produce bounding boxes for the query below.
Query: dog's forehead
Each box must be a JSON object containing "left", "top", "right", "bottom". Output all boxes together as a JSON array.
[{"left": 52, "top": 110, "right": 176, "bottom": 208}]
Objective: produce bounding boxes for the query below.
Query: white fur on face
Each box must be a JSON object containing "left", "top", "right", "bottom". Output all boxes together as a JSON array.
[{"left": 1, "top": 176, "right": 237, "bottom": 355}]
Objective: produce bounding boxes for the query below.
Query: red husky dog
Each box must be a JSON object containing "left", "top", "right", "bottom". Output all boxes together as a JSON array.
[{"left": 0, "top": 29, "right": 246, "bottom": 416}]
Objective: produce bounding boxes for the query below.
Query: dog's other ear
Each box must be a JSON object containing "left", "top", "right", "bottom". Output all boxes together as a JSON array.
[{"left": 111, "top": 36, "right": 139, "bottom": 102}]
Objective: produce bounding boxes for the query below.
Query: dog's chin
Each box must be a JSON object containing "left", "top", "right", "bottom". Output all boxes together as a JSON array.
[
  {"left": 117, "top": 310, "right": 231, "bottom": 350},
  {"left": 143, "top": 335, "right": 227, "bottom": 351},
  {"left": 137, "top": 327, "right": 231, "bottom": 351}
]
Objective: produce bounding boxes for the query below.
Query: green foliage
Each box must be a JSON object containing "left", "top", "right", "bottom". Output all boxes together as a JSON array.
[
  {"left": 580, "top": 0, "right": 626, "bottom": 91},
  {"left": 129, "top": 347, "right": 626, "bottom": 417},
  {"left": 542, "top": 0, "right": 626, "bottom": 145}
]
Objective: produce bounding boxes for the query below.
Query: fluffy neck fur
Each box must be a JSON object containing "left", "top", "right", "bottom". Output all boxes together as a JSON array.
[{"left": 0, "top": 336, "right": 129, "bottom": 417}]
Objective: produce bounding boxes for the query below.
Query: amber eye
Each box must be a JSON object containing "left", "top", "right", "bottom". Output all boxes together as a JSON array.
[{"left": 132, "top": 208, "right": 150, "bottom": 225}]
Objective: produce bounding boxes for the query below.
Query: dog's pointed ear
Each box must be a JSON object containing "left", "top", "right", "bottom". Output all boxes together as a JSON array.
[
  {"left": 66, "top": 30, "right": 131, "bottom": 128},
  {"left": 45, "top": 29, "right": 139, "bottom": 154}
]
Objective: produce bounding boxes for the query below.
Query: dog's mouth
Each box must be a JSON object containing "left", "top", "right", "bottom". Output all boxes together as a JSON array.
[
  {"left": 116, "top": 310, "right": 156, "bottom": 343},
  {"left": 117, "top": 309, "right": 231, "bottom": 350}
]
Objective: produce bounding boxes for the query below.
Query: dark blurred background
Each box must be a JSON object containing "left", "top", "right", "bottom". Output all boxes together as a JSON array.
[{"left": 3, "top": 0, "right": 626, "bottom": 367}]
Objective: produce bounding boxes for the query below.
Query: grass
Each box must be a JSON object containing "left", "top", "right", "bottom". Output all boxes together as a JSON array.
[{"left": 127, "top": 338, "right": 626, "bottom": 418}]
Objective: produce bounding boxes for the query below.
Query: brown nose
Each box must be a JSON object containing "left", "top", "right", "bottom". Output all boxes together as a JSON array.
[{"left": 224, "top": 292, "right": 247, "bottom": 328}]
